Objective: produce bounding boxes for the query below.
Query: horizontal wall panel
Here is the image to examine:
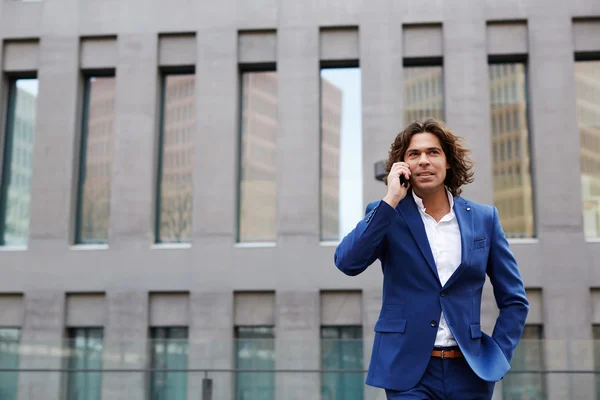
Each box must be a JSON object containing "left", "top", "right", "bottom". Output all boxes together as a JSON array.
[
  {"left": 403, "top": 24, "right": 443, "bottom": 58},
  {"left": 149, "top": 292, "right": 189, "bottom": 326},
  {"left": 234, "top": 291, "right": 275, "bottom": 326},
  {"left": 573, "top": 19, "right": 600, "bottom": 53},
  {"left": 66, "top": 293, "right": 106, "bottom": 327},
  {"left": 319, "top": 27, "right": 359, "bottom": 61},
  {"left": 80, "top": 37, "right": 117, "bottom": 69},
  {"left": 592, "top": 289, "right": 600, "bottom": 324},
  {"left": 159, "top": 34, "right": 196, "bottom": 67},
  {"left": 238, "top": 30, "right": 276, "bottom": 64},
  {"left": 0, "top": 294, "right": 24, "bottom": 326},
  {"left": 486, "top": 22, "right": 528, "bottom": 55},
  {"left": 525, "top": 289, "right": 543, "bottom": 325},
  {"left": 321, "top": 290, "right": 361, "bottom": 326},
  {"left": 3, "top": 40, "right": 39, "bottom": 72}
]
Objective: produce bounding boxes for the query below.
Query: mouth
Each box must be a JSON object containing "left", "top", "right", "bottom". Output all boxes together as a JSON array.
[{"left": 416, "top": 171, "right": 435, "bottom": 177}]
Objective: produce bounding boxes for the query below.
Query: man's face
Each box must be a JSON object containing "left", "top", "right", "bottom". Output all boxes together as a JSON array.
[{"left": 403, "top": 132, "right": 450, "bottom": 194}]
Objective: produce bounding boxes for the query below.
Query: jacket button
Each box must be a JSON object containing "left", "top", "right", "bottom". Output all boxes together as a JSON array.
[
  {"left": 440, "top": 291, "right": 446, "bottom": 297},
  {"left": 430, "top": 320, "right": 438, "bottom": 327}
]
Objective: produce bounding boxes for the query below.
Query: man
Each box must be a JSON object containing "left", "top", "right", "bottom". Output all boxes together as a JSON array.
[{"left": 334, "top": 119, "right": 529, "bottom": 399}]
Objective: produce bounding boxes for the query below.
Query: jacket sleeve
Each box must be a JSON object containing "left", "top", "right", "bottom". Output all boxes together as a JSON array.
[
  {"left": 487, "top": 206, "right": 530, "bottom": 363},
  {"left": 334, "top": 200, "right": 397, "bottom": 276}
]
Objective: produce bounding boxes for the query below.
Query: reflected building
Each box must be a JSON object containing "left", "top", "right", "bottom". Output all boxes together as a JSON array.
[
  {"left": 403, "top": 66, "right": 444, "bottom": 123},
  {"left": 576, "top": 61, "right": 600, "bottom": 237}
]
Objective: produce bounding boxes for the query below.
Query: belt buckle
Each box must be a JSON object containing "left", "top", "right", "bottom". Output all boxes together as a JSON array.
[{"left": 440, "top": 349, "right": 447, "bottom": 359}]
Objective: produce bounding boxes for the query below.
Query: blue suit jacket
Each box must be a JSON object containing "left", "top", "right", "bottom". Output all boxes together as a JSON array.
[{"left": 334, "top": 193, "right": 529, "bottom": 391}]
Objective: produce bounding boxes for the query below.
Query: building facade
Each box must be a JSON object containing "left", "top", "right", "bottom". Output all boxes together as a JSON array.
[{"left": 0, "top": 0, "right": 600, "bottom": 400}]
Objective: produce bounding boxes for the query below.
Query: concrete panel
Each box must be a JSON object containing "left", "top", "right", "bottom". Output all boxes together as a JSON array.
[
  {"left": 28, "top": 36, "right": 79, "bottom": 248},
  {"left": 573, "top": 19, "right": 600, "bottom": 53},
  {"left": 0, "top": 294, "right": 24, "bottom": 326},
  {"left": 158, "top": 34, "right": 196, "bottom": 67},
  {"left": 0, "top": 1, "right": 43, "bottom": 39},
  {"left": 319, "top": 27, "right": 359, "bottom": 61},
  {"left": 234, "top": 291, "right": 275, "bottom": 325},
  {"left": 66, "top": 293, "right": 106, "bottom": 327},
  {"left": 80, "top": 37, "right": 117, "bottom": 69},
  {"left": 320, "top": 290, "right": 361, "bottom": 325},
  {"left": 149, "top": 292, "right": 189, "bottom": 326},
  {"left": 525, "top": 288, "right": 543, "bottom": 324},
  {"left": 3, "top": 40, "right": 39, "bottom": 72},
  {"left": 591, "top": 288, "right": 600, "bottom": 323},
  {"left": 238, "top": 30, "right": 277, "bottom": 64},
  {"left": 109, "top": 33, "right": 159, "bottom": 249},
  {"left": 486, "top": 21, "right": 528, "bottom": 55},
  {"left": 403, "top": 24, "right": 443, "bottom": 59}
]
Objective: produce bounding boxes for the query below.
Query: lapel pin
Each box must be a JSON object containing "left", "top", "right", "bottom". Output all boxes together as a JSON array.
[{"left": 466, "top": 207, "right": 471, "bottom": 211}]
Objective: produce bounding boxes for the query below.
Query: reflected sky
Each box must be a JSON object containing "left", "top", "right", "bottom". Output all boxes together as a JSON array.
[{"left": 16, "top": 79, "right": 38, "bottom": 97}]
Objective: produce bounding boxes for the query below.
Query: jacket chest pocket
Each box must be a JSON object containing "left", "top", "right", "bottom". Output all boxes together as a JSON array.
[
  {"left": 473, "top": 237, "right": 487, "bottom": 251},
  {"left": 374, "top": 318, "right": 407, "bottom": 333}
]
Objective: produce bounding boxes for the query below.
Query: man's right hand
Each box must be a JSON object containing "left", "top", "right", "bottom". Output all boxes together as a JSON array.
[{"left": 382, "top": 161, "right": 411, "bottom": 208}]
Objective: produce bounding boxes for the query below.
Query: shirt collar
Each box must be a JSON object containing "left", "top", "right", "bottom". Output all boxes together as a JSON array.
[{"left": 412, "top": 187, "right": 455, "bottom": 215}]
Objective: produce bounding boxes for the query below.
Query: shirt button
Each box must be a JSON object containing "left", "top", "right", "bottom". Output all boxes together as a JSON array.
[
  {"left": 440, "top": 291, "right": 446, "bottom": 297},
  {"left": 430, "top": 320, "right": 438, "bottom": 327}
]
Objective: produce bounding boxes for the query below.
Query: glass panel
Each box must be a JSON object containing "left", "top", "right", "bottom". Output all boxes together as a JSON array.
[
  {"left": 489, "top": 63, "right": 534, "bottom": 238},
  {"left": 157, "top": 74, "right": 195, "bottom": 243},
  {"left": 235, "top": 326, "right": 275, "bottom": 400},
  {"left": 320, "top": 68, "right": 363, "bottom": 241},
  {"left": 66, "top": 328, "right": 103, "bottom": 400},
  {"left": 403, "top": 66, "right": 444, "bottom": 123},
  {"left": 321, "top": 326, "right": 363, "bottom": 400},
  {"left": 0, "top": 79, "right": 38, "bottom": 246},
  {"left": 150, "top": 327, "right": 188, "bottom": 400},
  {"left": 575, "top": 61, "right": 600, "bottom": 238},
  {"left": 238, "top": 71, "right": 278, "bottom": 242},
  {"left": 76, "top": 76, "right": 116, "bottom": 244},
  {"left": 0, "top": 328, "right": 20, "bottom": 400},
  {"left": 502, "top": 325, "right": 545, "bottom": 400}
]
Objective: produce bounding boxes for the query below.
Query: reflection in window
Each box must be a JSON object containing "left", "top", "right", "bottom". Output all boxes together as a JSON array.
[
  {"left": 404, "top": 66, "right": 444, "bottom": 123},
  {"left": 0, "top": 328, "right": 20, "bottom": 400},
  {"left": 76, "top": 76, "right": 115, "bottom": 244},
  {"left": 576, "top": 61, "right": 600, "bottom": 238},
  {"left": 321, "top": 326, "right": 363, "bottom": 400},
  {"left": 235, "top": 326, "right": 275, "bottom": 400},
  {"left": 320, "top": 68, "right": 362, "bottom": 241},
  {"left": 66, "top": 328, "right": 103, "bottom": 400},
  {"left": 238, "top": 71, "right": 278, "bottom": 242},
  {"left": 489, "top": 63, "right": 534, "bottom": 238},
  {"left": 503, "top": 325, "right": 545, "bottom": 400},
  {"left": 157, "top": 74, "right": 195, "bottom": 243},
  {"left": 150, "top": 327, "right": 188, "bottom": 400},
  {"left": 0, "top": 79, "right": 37, "bottom": 246}
]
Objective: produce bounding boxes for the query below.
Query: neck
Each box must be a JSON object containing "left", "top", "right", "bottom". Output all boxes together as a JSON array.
[{"left": 414, "top": 186, "right": 450, "bottom": 214}]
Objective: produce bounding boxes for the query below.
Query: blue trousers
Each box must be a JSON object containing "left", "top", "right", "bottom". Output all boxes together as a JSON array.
[{"left": 385, "top": 355, "right": 495, "bottom": 400}]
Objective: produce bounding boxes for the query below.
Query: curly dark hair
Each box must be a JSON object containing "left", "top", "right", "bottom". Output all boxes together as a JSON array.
[{"left": 384, "top": 118, "right": 474, "bottom": 196}]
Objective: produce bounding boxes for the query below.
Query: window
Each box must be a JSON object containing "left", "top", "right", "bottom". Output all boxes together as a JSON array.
[
  {"left": 237, "top": 71, "right": 278, "bottom": 243},
  {"left": 66, "top": 328, "right": 103, "bottom": 400},
  {"left": 404, "top": 65, "right": 444, "bottom": 123},
  {"left": 235, "top": 326, "right": 274, "bottom": 400},
  {"left": 0, "top": 78, "right": 38, "bottom": 246},
  {"left": 0, "top": 328, "right": 20, "bottom": 400},
  {"left": 149, "top": 327, "right": 188, "bottom": 400},
  {"left": 75, "top": 76, "right": 115, "bottom": 244},
  {"left": 575, "top": 60, "right": 600, "bottom": 238},
  {"left": 489, "top": 63, "right": 534, "bottom": 238},
  {"left": 321, "top": 326, "right": 363, "bottom": 400},
  {"left": 320, "top": 67, "right": 362, "bottom": 241},
  {"left": 156, "top": 74, "right": 195, "bottom": 243},
  {"left": 503, "top": 325, "right": 545, "bottom": 400}
]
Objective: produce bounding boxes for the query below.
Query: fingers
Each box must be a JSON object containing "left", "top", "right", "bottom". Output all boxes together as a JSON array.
[{"left": 391, "top": 161, "right": 411, "bottom": 181}]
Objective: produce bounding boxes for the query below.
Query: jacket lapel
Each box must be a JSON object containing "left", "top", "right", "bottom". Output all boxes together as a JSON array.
[
  {"left": 397, "top": 193, "right": 439, "bottom": 281},
  {"left": 443, "top": 197, "right": 474, "bottom": 289}
]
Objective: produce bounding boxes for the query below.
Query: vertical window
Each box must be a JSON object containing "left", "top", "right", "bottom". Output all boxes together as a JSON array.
[
  {"left": 0, "top": 328, "right": 20, "bottom": 400},
  {"left": 503, "top": 325, "right": 545, "bottom": 400},
  {"left": 575, "top": 60, "right": 600, "bottom": 238},
  {"left": 404, "top": 65, "right": 444, "bottom": 123},
  {"left": 234, "top": 326, "right": 274, "bottom": 400},
  {"left": 237, "top": 71, "right": 278, "bottom": 243},
  {"left": 320, "top": 67, "right": 362, "bottom": 241},
  {"left": 321, "top": 326, "right": 363, "bottom": 400},
  {"left": 66, "top": 328, "right": 103, "bottom": 400},
  {"left": 75, "top": 76, "right": 116, "bottom": 244},
  {"left": 156, "top": 74, "right": 195, "bottom": 243},
  {"left": 0, "top": 78, "right": 38, "bottom": 246},
  {"left": 489, "top": 63, "right": 534, "bottom": 238},
  {"left": 149, "top": 327, "right": 188, "bottom": 400}
]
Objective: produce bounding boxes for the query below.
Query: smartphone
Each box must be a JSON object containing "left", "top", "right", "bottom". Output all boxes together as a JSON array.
[{"left": 399, "top": 174, "right": 409, "bottom": 188}]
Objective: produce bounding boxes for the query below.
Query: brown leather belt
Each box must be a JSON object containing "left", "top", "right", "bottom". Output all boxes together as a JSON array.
[{"left": 431, "top": 348, "right": 463, "bottom": 359}]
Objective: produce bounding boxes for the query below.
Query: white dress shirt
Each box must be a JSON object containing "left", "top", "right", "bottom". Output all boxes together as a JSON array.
[{"left": 412, "top": 189, "right": 462, "bottom": 348}]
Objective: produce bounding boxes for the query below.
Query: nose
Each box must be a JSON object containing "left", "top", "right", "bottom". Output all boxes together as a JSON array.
[{"left": 418, "top": 153, "right": 430, "bottom": 166}]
